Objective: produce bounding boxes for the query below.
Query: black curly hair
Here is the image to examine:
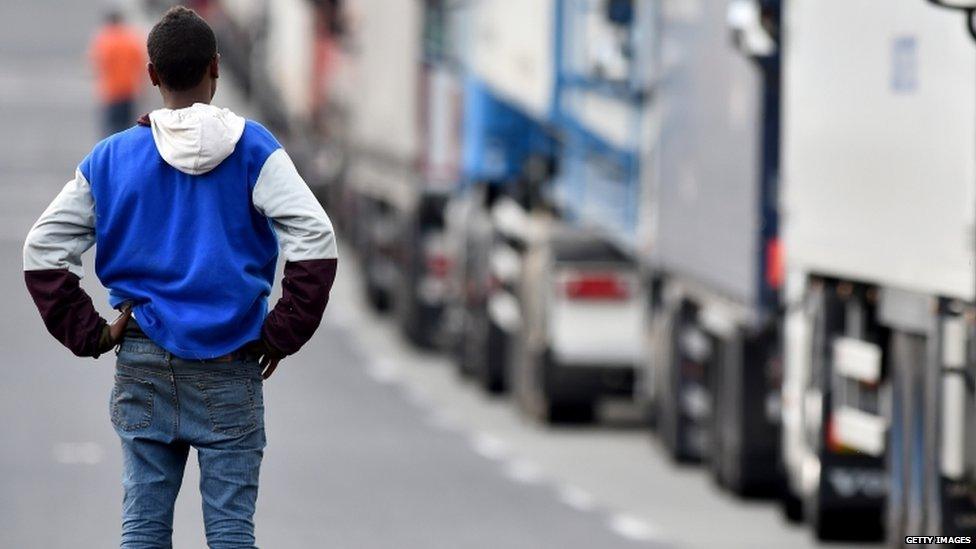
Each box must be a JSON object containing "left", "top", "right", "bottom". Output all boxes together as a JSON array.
[{"left": 146, "top": 6, "right": 217, "bottom": 91}]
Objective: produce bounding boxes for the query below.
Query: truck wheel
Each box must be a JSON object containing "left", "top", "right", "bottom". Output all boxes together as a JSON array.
[
  {"left": 396, "top": 263, "right": 438, "bottom": 350},
  {"left": 546, "top": 401, "right": 596, "bottom": 424},
  {"left": 707, "top": 337, "right": 729, "bottom": 487},
  {"left": 477, "top": 318, "right": 508, "bottom": 394},
  {"left": 516, "top": 346, "right": 595, "bottom": 425},
  {"left": 401, "top": 313, "right": 436, "bottom": 349},
  {"left": 659, "top": 302, "right": 706, "bottom": 463},
  {"left": 458, "top": 306, "right": 487, "bottom": 379},
  {"left": 539, "top": 348, "right": 597, "bottom": 425},
  {"left": 710, "top": 330, "right": 781, "bottom": 497},
  {"left": 365, "top": 279, "right": 392, "bottom": 312},
  {"left": 781, "top": 487, "right": 804, "bottom": 523}
]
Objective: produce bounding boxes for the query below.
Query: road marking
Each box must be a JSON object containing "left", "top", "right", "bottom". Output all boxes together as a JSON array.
[
  {"left": 470, "top": 432, "right": 510, "bottom": 461},
  {"left": 557, "top": 485, "right": 597, "bottom": 512},
  {"left": 403, "top": 383, "right": 433, "bottom": 407},
  {"left": 504, "top": 458, "right": 544, "bottom": 484},
  {"left": 608, "top": 514, "right": 659, "bottom": 543},
  {"left": 366, "top": 359, "right": 401, "bottom": 384},
  {"left": 426, "top": 408, "right": 462, "bottom": 432},
  {"left": 52, "top": 442, "right": 104, "bottom": 465}
]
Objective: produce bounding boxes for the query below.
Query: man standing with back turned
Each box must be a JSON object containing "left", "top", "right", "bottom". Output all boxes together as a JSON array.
[{"left": 24, "top": 7, "right": 338, "bottom": 548}]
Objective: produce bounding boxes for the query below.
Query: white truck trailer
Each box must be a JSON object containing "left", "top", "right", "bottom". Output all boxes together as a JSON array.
[
  {"left": 643, "top": 0, "right": 784, "bottom": 496},
  {"left": 780, "top": 0, "right": 976, "bottom": 540},
  {"left": 336, "top": 0, "right": 422, "bottom": 312},
  {"left": 204, "top": 0, "right": 347, "bottom": 193}
]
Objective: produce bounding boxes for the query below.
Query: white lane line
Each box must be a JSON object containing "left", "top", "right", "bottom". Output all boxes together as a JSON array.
[
  {"left": 470, "top": 432, "right": 510, "bottom": 461},
  {"left": 504, "top": 458, "right": 545, "bottom": 485},
  {"left": 426, "top": 408, "right": 462, "bottom": 432},
  {"left": 52, "top": 442, "right": 104, "bottom": 465},
  {"left": 557, "top": 485, "right": 597, "bottom": 512},
  {"left": 608, "top": 514, "right": 660, "bottom": 543},
  {"left": 403, "top": 383, "right": 433, "bottom": 407},
  {"left": 366, "top": 359, "right": 401, "bottom": 384}
]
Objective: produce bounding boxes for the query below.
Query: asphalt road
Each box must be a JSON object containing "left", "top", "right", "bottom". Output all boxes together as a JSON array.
[{"left": 0, "top": 1, "right": 866, "bottom": 548}]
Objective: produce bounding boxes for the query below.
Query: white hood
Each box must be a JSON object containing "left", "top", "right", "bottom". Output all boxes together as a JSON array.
[{"left": 149, "top": 103, "right": 246, "bottom": 175}]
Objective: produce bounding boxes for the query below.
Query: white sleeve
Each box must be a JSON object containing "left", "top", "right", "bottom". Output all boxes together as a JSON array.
[
  {"left": 23, "top": 169, "right": 96, "bottom": 278},
  {"left": 252, "top": 148, "right": 338, "bottom": 261}
]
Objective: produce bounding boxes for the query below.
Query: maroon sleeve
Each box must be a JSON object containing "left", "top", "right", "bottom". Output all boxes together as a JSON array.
[
  {"left": 25, "top": 269, "right": 108, "bottom": 357},
  {"left": 261, "top": 258, "right": 337, "bottom": 356}
]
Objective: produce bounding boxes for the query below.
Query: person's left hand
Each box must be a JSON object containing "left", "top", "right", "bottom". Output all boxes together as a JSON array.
[
  {"left": 243, "top": 338, "right": 286, "bottom": 379},
  {"left": 259, "top": 350, "right": 283, "bottom": 380}
]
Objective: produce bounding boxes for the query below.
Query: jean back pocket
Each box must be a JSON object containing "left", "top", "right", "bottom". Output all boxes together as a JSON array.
[
  {"left": 111, "top": 376, "right": 154, "bottom": 431},
  {"left": 197, "top": 378, "right": 259, "bottom": 437}
]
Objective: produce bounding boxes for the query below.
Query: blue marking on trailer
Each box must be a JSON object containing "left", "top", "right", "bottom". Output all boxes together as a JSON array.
[{"left": 891, "top": 36, "right": 918, "bottom": 94}]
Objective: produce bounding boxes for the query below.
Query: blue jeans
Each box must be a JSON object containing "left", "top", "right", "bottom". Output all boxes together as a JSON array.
[
  {"left": 112, "top": 332, "right": 266, "bottom": 548},
  {"left": 103, "top": 99, "right": 135, "bottom": 137}
]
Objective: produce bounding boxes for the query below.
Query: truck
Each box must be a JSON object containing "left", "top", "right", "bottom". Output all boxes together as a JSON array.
[
  {"left": 200, "top": 0, "right": 348, "bottom": 206},
  {"left": 437, "top": 0, "right": 559, "bottom": 396},
  {"left": 335, "top": 0, "right": 423, "bottom": 315},
  {"left": 779, "top": 0, "right": 976, "bottom": 540},
  {"left": 640, "top": 0, "right": 784, "bottom": 497},
  {"left": 428, "top": 0, "right": 649, "bottom": 415},
  {"left": 393, "top": 0, "right": 464, "bottom": 348},
  {"left": 205, "top": 0, "right": 423, "bottom": 321},
  {"left": 505, "top": 0, "right": 653, "bottom": 419},
  {"left": 442, "top": 77, "right": 556, "bottom": 394}
]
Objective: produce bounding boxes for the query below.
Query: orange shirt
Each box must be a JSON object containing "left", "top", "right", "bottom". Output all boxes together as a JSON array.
[{"left": 90, "top": 24, "right": 146, "bottom": 103}]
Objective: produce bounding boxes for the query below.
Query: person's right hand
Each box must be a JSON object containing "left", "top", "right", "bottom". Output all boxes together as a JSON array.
[{"left": 96, "top": 302, "right": 133, "bottom": 356}]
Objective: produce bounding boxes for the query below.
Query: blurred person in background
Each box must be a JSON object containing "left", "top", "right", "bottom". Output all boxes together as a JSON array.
[
  {"left": 25, "top": 6, "right": 338, "bottom": 547},
  {"left": 89, "top": 9, "right": 145, "bottom": 136}
]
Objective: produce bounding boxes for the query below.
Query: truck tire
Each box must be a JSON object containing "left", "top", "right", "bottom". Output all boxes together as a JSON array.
[
  {"left": 360, "top": 199, "right": 394, "bottom": 313},
  {"left": 365, "top": 277, "right": 392, "bottom": 312},
  {"left": 658, "top": 302, "right": 707, "bottom": 463},
  {"left": 396, "top": 238, "right": 438, "bottom": 350},
  {"left": 458, "top": 304, "right": 487, "bottom": 379},
  {"left": 476, "top": 318, "right": 508, "bottom": 394},
  {"left": 707, "top": 336, "right": 730, "bottom": 487},
  {"left": 710, "top": 329, "right": 781, "bottom": 497},
  {"left": 515, "top": 345, "right": 595, "bottom": 425},
  {"left": 396, "top": 196, "right": 449, "bottom": 350},
  {"left": 546, "top": 400, "right": 596, "bottom": 424},
  {"left": 781, "top": 487, "right": 804, "bottom": 523}
]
